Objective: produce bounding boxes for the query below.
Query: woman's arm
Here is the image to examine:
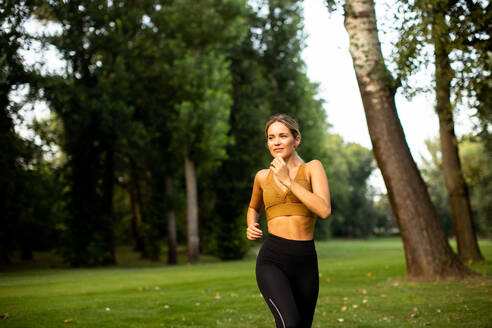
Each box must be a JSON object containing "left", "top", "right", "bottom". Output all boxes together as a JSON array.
[
  {"left": 246, "top": 171, "right": 264, "bottom": 240},
  {"left": 271, "top": 158, "right": 331, "bottom": 219}
]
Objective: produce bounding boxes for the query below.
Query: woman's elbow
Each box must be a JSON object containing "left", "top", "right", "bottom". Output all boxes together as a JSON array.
[{"left": 318, "top": 205, "right": 331, "bottom": 219}]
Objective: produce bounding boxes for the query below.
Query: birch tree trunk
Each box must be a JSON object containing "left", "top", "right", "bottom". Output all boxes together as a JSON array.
[
  {"left": 432, "top": 17, "right": 484, "bottom": 263},
  {"left": 343, "top": 0, "right": 474, "bottom": 280},
  {"left": 185, "top": 154, "right": 200, "bottom": 263},
  {"left": 165, "top": 175, "right": 178, "bottom": 265}
]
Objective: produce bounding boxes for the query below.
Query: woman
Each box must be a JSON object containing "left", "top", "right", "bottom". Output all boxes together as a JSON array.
[{"left": 246, "top": 113, "right": 331, "bottom": 328}]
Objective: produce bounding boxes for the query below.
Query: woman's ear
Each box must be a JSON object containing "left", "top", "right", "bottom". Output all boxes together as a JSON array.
[{"left": 295, "top": 136, "right": 301, "bottom": 148}]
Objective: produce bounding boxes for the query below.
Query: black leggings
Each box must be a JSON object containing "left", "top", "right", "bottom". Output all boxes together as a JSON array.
[{"left": 256, "top": 233, "right": 319, "bottom": 328}]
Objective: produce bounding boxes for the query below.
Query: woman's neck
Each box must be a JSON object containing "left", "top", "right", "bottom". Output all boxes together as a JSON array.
[{"left": 283, "top": 153, "right": 303, "bottom": 169}]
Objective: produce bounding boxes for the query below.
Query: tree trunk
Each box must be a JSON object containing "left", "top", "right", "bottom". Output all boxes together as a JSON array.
[
  {"left": 165, "top": 175, "right": 178, "bottom": 265},
  {"left": 432, "top": 19, "right": 484, "bottom": 263},
  {"left": 185, "top": 154, "right": 200, "bottom": 263},
  {"left": 343, "top": 0, "right": 474, "bottom": 280},
  {"left": 102, "top": 142, "right": 116, "bottom": 265},
  {"left": 0, "top": 247, "right": 9, "bottom": 265},
  {"left": 18, "top": 241, "right": 33, "bottom": 261},
  {"left": 129, "top": 160, "right": 145, "bottom": 254}
]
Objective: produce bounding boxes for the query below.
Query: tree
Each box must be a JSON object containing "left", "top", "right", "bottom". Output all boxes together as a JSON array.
[
  {"left": 393, "top": 0, "right": 484, "bottom": 263},
  {"left": 158, "top": 0, "right": 248, "bottom": 263},
  {"left": 207, "top": 12, "right": 271, "bottom": 259},
  {"left": 420, "top": 139, "right": 454, "bottom": 237},
  {"left": 37, "top": 0, "right": 150, "bottom": 265},
  {"left": 0, "top": 0, "right": 35, "bottom": 264},
  {"left": 258, "top": 0, "right": 329, "bottom": 161},
  {"left": 459, "top": 136, "right": 492, "bottom": 238},
  {"left": 421, "top": 136, "right": 492, "bottom": 239},
  {"left": 330, "top": 141, "right": 382, "bottom": 238},
  {"left": 336, "top": 0, "right": 473, "bottom": 279}
]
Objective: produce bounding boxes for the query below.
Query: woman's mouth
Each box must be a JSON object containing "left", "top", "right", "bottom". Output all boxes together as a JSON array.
[{"left": 274, "top": 148, "right": 283, "bottom": 152}]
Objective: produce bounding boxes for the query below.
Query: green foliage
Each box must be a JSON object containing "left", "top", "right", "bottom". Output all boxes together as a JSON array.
[
  {"left": 210, "top": 0, "right": 333, "bottom": 258},
  {"left": 203, "top": 9, "right": 271, "bottom": 260},
  {"left": 393, "top": 0, "right": 492, "bottom": 131},
  {"left": 420, "top": 135, "right": 492, "bottom": 237},
  {"left": 37, "top": 0, "right": 152, "bottom": 265},
  {"left": 0, "top": 0, "right": 36, "bottom": 263},
  {"left": 459, "top": 136, "right": 492, "bottom": 237},
  {"left": 419, "top": 139, "right": 454, "bottom": 236},
  {"left": 4, "top": 0, "right": 395, "bottom": 266},
  {"left": 320, "top": 135, "right": 388, "bottom": 238},
  {"left": 254, "top": 0, "right": 330, "bottom": 162}
]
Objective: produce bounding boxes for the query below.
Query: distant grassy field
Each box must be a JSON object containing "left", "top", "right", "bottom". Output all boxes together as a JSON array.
[{"left": 0, "top": 238, "right": 491, "bottom": 327}]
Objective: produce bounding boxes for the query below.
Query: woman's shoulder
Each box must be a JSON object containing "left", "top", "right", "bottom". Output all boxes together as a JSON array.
[
  {"left": 304, "top": 160, "right": 326, "bottom": 174},
  {"left": 304, "top": 159, "right": 324, "bottom": 168},
  {"left": 255, "top": 168, "right": 270, "bottom": 181},
  {"left": 252, "top": 169, "right": 270, "bottom": 189}
]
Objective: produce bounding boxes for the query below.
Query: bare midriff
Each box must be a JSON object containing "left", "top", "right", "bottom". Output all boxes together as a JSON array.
[{"left": 267, "top": 215, "right": 316, "bottom": 240}]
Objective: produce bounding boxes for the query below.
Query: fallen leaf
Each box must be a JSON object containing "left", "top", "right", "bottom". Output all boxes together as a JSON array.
[
  {"left": 138, "top": 287, "right": 143, "bottom": 292},
  {"left": 436, "top": 309, "right": 441, "bottom": 313},
  {"left": 163, "top": 305, "right": 169, "bottom": 309},
  {"left": 362, "top": 299, "right": 368, "bottom": 304},
  {"left": 64, "top": 318, "right": 73, "bottom": 323},
  {"left": 341, "top": 306, "right": 347, "bottom": 311},
  {"left": 215, "top": 292, "right": 221, "bottom": 299},
  {"left": 367, "top": 272, "right": 372, "bottom": 277},
  {"left": 195, "top": 302, "right": 200, "bottom": 306},
  {"left": 337, "top": 318, "right": 344, "bottom": 323},
  {"left": 105, "top": 307, "right": 111, "bottom": 312},
  {"left": 352, "top": 304, "right": 358, "bottom": 309},
  {"left": 362, "top": 289, "right": 367, "bottom": 294},
  {"left": 0, "top": 313, "right": 8, "bottom": 320},
  {"left": 480, "top": 282, "right": 485, "bottom": 287},
  {"left": 154, "top": 286, "right": 160, "bottom": 290},
  {"left": 425, "top": 322, "right": 432, "bottom": 326},
  {"left": 343, "top": 297, "right": 349, "bottom": 301},
  {"left": 413, "top": 307, "right": 418, "bottom": 312},
  {"left": 326, "top": 277, "right": 331, "bottom": 283}
]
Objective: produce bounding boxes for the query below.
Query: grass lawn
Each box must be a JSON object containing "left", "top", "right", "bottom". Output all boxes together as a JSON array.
[{"left": 0, "top": 238, "right": 491, "bottom": 327}]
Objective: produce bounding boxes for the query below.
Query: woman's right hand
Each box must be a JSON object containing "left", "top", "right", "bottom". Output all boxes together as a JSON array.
[{"left": 246, "top": 223, "right": 263, "bottom": 240}]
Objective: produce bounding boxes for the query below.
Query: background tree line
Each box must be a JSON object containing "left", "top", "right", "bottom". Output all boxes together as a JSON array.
[{"left": 1, "top": 0, "right": 490, "bottom": 276}]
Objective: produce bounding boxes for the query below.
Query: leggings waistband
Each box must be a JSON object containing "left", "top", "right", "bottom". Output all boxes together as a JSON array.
[{"left": 263, "top": 233, "right": 315, "bottom": 256}]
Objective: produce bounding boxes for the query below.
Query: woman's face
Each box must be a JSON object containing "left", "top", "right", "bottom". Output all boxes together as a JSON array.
[{"left": 267, "top": 121, "right": 299, "bottom": 159}]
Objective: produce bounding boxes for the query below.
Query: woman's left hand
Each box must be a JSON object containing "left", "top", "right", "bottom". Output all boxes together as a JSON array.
[{"left": 270, "top": 156, "right": 291, "bottom": 188}]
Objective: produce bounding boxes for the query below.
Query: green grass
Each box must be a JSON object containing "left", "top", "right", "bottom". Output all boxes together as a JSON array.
[{"left": 1, "top": 238, "right": 491, "bottom": 327}]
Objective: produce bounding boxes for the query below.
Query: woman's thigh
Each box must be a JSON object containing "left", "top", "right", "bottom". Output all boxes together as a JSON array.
[{"left": 256, "top": 262, "right": 301, "bottom": 328}]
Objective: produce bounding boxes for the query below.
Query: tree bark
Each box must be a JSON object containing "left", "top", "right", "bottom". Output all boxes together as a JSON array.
[
  {"left": 343, "top": 0, "right": 474, "bottom": 280},
  {"left": 185, "top": 154, "right": 200, "bottom": 263},
  {"left": 165, "top": 175, "right": 178, "bottom": 265},
  {"left": 432, "top": 17, "right": 484, "bottom": 263},
  {"left": 129, "top": 160, "right": 146, "bottom": 254},
  {"left": 102, "top": 142, "right": 116, "bottom": 265}
]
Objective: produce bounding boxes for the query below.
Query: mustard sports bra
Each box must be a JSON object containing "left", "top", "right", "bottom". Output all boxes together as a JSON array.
[{"left": 263, "top": 163, "right": 315, "bottom": 221}]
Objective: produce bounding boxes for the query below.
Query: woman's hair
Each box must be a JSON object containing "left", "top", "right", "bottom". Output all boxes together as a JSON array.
[{"left": 265, "top": 113, "right": 301, "bottom": 140}]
